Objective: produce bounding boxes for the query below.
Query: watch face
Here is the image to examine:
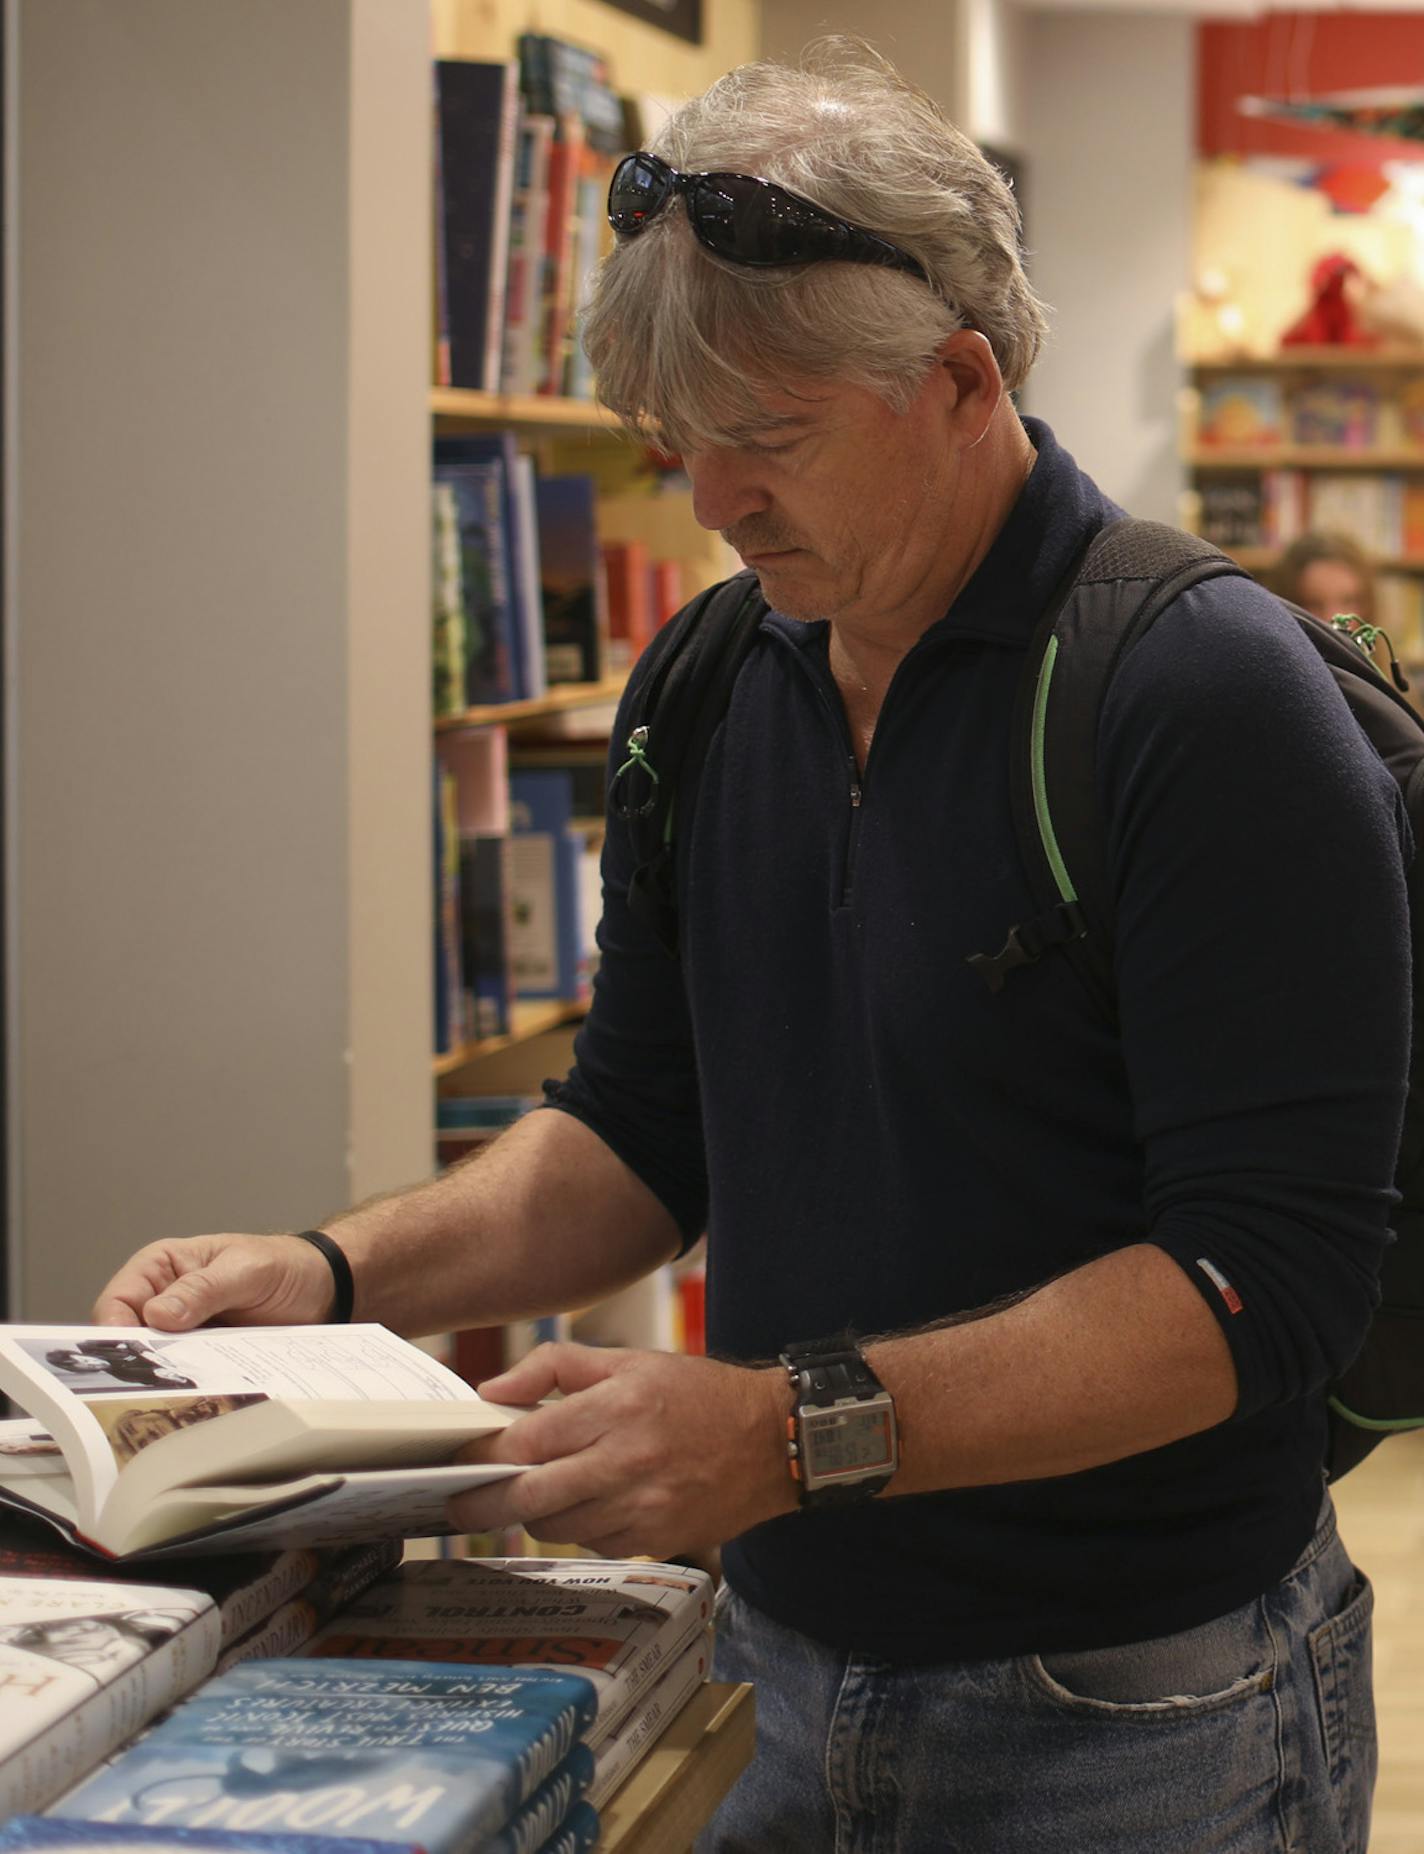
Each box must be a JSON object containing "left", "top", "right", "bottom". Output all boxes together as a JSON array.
[{"left": 802, "top": 1402, "right": 895, "bottom": 1484}]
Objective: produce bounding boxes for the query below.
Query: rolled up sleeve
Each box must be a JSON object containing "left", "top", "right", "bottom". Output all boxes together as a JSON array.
[{"left": 1100, "top": 578, "right": 1411, "bottom": 1417}]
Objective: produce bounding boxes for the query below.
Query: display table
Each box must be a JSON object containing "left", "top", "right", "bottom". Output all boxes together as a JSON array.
[{"left": 599, "top": 1681, "right": 755, "bottom": 1853}]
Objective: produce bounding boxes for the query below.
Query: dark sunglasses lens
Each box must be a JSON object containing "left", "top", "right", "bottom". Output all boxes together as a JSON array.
[
  {"left": 609, "top": 155, "right": 672, "bottom": 235},
  {"left": 686, "top": 175, "right": 842, "bottom": 266}
]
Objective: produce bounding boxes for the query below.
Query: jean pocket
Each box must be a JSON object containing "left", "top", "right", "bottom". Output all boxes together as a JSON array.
[
  {"left": 1307, "top": 1569, "right": 1376, "bottom": 1850},
  {"left": 1027, "top": 1599, "right": 1276, "bottom": 1718}
]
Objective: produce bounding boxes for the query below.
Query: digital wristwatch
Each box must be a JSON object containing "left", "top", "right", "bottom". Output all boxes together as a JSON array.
[{"left": 779, "top": 1334, "right": 899, "bottom": 1509}]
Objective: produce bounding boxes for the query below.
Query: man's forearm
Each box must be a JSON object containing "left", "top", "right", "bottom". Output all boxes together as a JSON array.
[
  {"left": 868, "top": 1243, "right": 1239, "bottom": 1494},
  {"left": 325, "top": 1108, "right": 683, "bottom": 1338}
]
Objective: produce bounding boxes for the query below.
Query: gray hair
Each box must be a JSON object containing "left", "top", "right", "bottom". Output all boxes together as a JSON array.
[{"left": 583, "top": 37, "right": 1050, "bottom": 455}]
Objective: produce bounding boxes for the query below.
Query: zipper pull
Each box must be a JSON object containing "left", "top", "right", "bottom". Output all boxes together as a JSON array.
[{"left": 1329, "top": 615, "right": 1411, "bottom": 693}]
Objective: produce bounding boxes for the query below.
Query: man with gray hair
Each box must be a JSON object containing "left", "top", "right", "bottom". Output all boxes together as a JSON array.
[{"left": 95, "top": 41, "right": 1405, "bottom": 1852}]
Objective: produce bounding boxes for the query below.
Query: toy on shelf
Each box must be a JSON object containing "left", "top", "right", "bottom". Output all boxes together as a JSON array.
[
  {"left": 1359, "top": 273, "right": 1424, "bottom": 351},
  {"left": 1280, "top": 252, "right": 1378, "bottom": 349}
]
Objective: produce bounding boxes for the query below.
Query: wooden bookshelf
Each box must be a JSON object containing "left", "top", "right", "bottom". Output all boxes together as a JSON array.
[
  {"left": 434, "top": 998, "right": 587, "bottom": 1078},
  {"left": 435, "top": 678, "right": 625, "bottom": 734},
  {"left": 431, "top": 386, "right": 624, "bottom": 432},
  {"left": 1189, "top": 347, "right": 1424, "bottom": 375},
  {"left": 1229, "top": 547, "right": 1424, "bottom": 573},
  {"left": 600, "top": 1682, "right": 755, "bottom": 1853},
  {"left": 1189, "top": 446, "right": 1424, "bottom": 472}
]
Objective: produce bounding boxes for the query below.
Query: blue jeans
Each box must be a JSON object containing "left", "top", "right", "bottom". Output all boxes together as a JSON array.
[{"left": 700, "top": 1496, "right": 1374, "bottom": 1853}]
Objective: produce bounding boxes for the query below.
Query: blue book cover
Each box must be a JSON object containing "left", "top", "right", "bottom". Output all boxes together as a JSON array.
[
  {"left": 533, "top": 478, "right": 602, "bottom": 687},
  {"left": 539, "top": 1801, "right": 599, "bottom": 1854},
  {"left": 433, "top": 460, "right": 519, "bottom": 707},
  {"left": 508, "top": 772, "right": 580, "bottom": 1002},
  {"left": 7, "top": 1824, "right": 410, "bottom": 1854},
  {"left": 434, "top": 437, "right": 535, "bottom": 703},
  {"left": 485, "top": 1744, "right": 593, "bottom": 1854},
  {"left": 52, "top": 1659, "right": 599, "bottom": 1851}
]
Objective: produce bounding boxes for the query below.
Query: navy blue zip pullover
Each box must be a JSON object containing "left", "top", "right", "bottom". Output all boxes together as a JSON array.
[{"left": 547, "top": 418, "right": 1411, "bottom": 1662}]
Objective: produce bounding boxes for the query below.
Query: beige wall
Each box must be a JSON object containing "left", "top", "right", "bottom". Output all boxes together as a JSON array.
[
  {"left": 1019, "top": 10, "right": 1192, "bottom": 520},
  {"left": 7, "top": 0, "right": 431, "bottom": 1316}
]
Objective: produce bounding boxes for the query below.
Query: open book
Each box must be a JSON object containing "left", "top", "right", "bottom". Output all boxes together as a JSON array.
[{"left": 0, "top": 1324, "right": 525, "bottom": 1560}]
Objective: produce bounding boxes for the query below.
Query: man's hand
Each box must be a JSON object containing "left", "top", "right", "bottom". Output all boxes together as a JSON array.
[
  {"left": 91, "top": 1234, "right": 336, "bottom": 1330},
  {"left": 449, "top": 1343, "right": 796, "bottom": 1560}
]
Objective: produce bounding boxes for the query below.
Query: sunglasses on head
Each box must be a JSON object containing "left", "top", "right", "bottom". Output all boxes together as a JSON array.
[{"left": 607, "top": 150, "right": 928, "bottom": 281}]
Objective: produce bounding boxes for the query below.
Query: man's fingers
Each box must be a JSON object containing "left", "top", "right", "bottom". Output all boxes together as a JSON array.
[
  {"left": 449, "top": 1453, "right": 602, "bottom": 1538},
  {"left": 91, "top": 1243, "right": 202, "bottom": 1326},
  {"left": 92, "top": 1234, "right": 331, "bottom": 1332},
  {"left": 478, "top": 1340, "right": 628, "bottom": 1407}
]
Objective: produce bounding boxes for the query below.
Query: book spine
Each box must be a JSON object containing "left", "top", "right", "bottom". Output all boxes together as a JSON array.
[
  {"left": 212, "top": 1550, "right": 321, "bottom": 1650},
  {"left": 484, "top": 1744, "right": 595, "bottom": 1854},
  {"left": 483, "top": 63, "right": 521, "bottom": 394},
  {"left": 0, "top": 1602, "right": 220, "bottom": 1817},
  {"left": 214, "top": 1541, "right": 401, "bottom": 1671},
  {"left": 588, "top": 1635, "right": 709, "bottom": 1808}
]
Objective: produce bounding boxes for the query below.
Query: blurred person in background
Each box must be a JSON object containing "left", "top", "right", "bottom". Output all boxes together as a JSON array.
[{"left": 1278, "top": 530, "right": 1378, "bottom": 626}]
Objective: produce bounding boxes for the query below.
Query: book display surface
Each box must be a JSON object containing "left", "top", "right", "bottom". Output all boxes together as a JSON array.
[{"left": 0, "top": 1325, "right": 523, "bottom": 1559}]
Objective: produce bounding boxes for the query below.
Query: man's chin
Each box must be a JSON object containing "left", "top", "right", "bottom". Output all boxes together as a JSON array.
[{"left": 744, "top": 551, "right": 827, "bottom": 620}]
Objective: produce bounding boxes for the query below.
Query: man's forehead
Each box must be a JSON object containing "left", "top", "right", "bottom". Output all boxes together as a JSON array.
[{"left": 725, "top": 381, "right": 847, "bottom": 438}]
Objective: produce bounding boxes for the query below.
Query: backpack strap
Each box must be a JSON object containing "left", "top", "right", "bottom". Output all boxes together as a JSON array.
[
  {"left": 967, "top": 518, "right": 1248, "bottom": 1017},
  {"left": 611, "top": 569, "right": 769, "bottom": 957}
]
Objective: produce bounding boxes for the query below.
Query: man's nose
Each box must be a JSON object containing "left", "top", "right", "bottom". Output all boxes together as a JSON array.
[{"left": 686, "top": 451, "right": 770, "bottom": 533}]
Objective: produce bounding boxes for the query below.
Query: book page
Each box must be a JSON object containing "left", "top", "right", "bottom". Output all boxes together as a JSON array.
[
  {"left": 128, "top": 1461, "right": 524, "bottom": 1559},
  {"left": 0, "top": 1325, "right": 479, "bottom": 1537}
]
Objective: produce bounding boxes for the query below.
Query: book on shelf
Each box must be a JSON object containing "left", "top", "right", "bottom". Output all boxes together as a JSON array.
[
  {"left": 534, "top": 476, "right": 605, "bottom": 687},
  {"left": 1309, "top": 475, "right": 1404, "bottom": 556},
  {"left": 0, "top": 1511, "right": 398, "bottom": 1659},
  {"left": 433, "top": 60, "right": 521, "bottom": 392},
  {"left": 0, "top": 1523, "right": 400, "bottom": 1818},
  {"left": 1, "top": 1820, "right": 417, "bottom": 1854},
  {"left": 508, "top": 770, "right": 586, "bottom": 1004},
  {"left": 296, "top": 1555, "right": 714, "bottom": 1755},
  {"left": 501, "top": 112, "right": 556, "bottom": 398},
  {"left": 212, "top": 1542, "right": 404, "bottom": 1675},
  {"left": 540, "top": 1804, "right": 599, "bottom": 1854},
  {"left": 431, "top": 455, "right": 521, "bottom": 708},
  {"left": 51, "top": 1656, "right": 601, "bottom": 1853},
  {"left": 434, "top": 764, "right": 464, "bottom": 1056},
  {"left": 0, "top": 1324, "right": 525, "bottom": 1561},
  {"left": 1197, "top": 376, "right": 1285, "bottom": 447},
  {"left": 516, "top": 35, "right": 626, "bottom": 156},
  {"left": 431, "top": 483, "right": 467, "bottom": 721},
  {"left": 434, "top": 437, "right": 545, "bottom": 707},
  {"left": 456, "top": 833, "right": 516, "bottom": 1043},
  {"left": 0, "top": 1569, "right": 220, "bottom": 1817},
  {"left": 587, "top": 1627, "right": 711, "bottom": 1811},
  {"left": 602, "top": 539, "right": 655, "bottom": 671},
  {"left": 1290, "top": 378, "right": 1381, "bottom": 449}
]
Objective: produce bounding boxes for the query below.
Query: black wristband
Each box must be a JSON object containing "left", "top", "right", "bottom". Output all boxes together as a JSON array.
[{"left": 292, "top": 1229, "right": 354, "bottom": 1324}]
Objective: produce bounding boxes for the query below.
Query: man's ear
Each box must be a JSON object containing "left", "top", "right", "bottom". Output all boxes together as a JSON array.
[{"left": 931, "top": 330, "right": 1005, "bottom": 448}]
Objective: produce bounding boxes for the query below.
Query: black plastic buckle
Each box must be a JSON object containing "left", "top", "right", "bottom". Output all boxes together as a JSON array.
[{"left": 966, "top": 902, "right": 1087, "bottom": 994}]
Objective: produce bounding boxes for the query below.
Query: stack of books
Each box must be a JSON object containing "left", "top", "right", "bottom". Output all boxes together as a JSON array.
[{"left": 0, "top": 1320, "right": 717, "bottom": 1837}]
